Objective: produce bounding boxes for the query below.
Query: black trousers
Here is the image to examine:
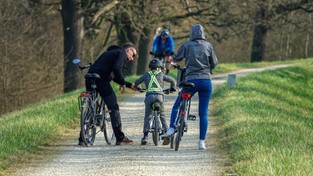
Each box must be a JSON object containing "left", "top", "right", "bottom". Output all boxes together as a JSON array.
[{"left": 79, "top": 78, "right": 125, "bottom": 143}]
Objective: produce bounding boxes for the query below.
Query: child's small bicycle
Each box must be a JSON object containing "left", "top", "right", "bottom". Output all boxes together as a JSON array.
[{"left": 138, "top": 88, "right": 173, "bottom": 146}]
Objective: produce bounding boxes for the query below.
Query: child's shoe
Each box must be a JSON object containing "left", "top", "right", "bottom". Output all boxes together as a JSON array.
[{"left": 141, "top": 136, "right": 148, "bottom": 145}]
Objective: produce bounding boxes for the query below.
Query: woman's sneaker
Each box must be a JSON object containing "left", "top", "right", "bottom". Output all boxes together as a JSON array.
[
  {"left": 161, "top": 127, "right": 175, "bottom": 137},
  {"left": 198, "top": 139, "right": 206, "bottom": 150}
]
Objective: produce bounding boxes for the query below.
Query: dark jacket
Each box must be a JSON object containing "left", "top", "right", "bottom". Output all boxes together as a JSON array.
[{"left": 89, "top": 45, "right": 132, "bottom": 87}]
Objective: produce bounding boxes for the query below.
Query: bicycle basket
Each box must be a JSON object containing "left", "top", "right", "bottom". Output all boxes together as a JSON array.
[{"left": 177, "top": 68, "right": 186, "bottom": 85}]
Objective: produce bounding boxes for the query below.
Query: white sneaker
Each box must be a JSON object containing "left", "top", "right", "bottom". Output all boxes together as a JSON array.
[
  {"left": 161, "top": 127, "right": 175, "bottom": 137},
  {"left": 198, "top": 139, "right": 206, "bottom": 150}
]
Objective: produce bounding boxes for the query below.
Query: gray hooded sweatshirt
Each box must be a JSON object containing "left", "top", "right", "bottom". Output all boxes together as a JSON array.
[{"left": 173, "top": 24, "right": 218, "bottom": 81}]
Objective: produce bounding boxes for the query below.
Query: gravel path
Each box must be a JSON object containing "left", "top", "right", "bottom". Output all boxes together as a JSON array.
[{"left": 7, "top": 64, "right": 291, "bottom": 176}]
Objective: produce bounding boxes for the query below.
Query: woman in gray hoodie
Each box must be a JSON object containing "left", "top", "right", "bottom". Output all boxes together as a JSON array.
[{"left": 163, "top": 24, "right": 218, "bottom": 150}]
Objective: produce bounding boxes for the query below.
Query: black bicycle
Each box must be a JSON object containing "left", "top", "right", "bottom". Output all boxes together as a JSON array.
[
  {"left": 73, "top": 59, "right": 114, "bottom": 146},
  {"left": 138, "top": 87, "right": 173, "bottom": 146},
  {"left": 168, "top": 64, "right": 196, "bottom": 151}
]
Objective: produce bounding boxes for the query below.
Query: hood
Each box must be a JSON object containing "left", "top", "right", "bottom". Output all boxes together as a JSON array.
[
  {"left": 189, "top": 24, "right": 206, "bottom": 41},
  {"left": 107, "top": 45, "right": 123, "bottom": 51}
]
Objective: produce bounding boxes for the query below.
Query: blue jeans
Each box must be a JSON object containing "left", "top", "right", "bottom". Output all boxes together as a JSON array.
[{"left": 170, "top": 79, "right": 212, "bottom": 140}]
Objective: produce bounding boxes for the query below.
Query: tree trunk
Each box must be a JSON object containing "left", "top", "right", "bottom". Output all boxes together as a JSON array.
[
  {"left": 114, "top": 12, "right": 140, "bottom": 76},
  {"left": 137, "top": 26, "right": 154, "bottom": 74},
  {"left": 250, "top": 3, "right": 268, "bottom": 63},
  {"left": 250, "top": 24, "right": 268, "bottom": 62},
  {"left": 61, "top": 0, "right": 84, "bottom": 92},
  {"left": 124, "top": 25, "right": 140, "bottom": 76}
]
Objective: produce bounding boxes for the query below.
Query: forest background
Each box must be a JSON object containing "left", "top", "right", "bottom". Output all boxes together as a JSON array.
[{"left": 0, "top": 0, "right": 312, "bottom": 115}]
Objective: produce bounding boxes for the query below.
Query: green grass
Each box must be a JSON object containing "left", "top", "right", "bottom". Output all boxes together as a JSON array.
[
  {"left": 0, "top": 58, "right": 312, "bottom": 174},
  {"left": 212, "top": 59, "right": 313, "bottom": 175},
  {"left": 0, "top": 90, "right": 80, "bottom": 170}
]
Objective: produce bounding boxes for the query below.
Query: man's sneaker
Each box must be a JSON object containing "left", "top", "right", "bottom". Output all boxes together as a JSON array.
[
  {"left": 141, "top": 136, "right": 148, "bottom": 145},
  {"left": 115, "top": 136, "right": 134, "bottom": 145},
  {"left": 198, "top": 139, "right": 206, "bottom": 150},
  {"left": 161, "top": 127, "right": 175, "bottom": 137},
  {"left": 162, "top": 136, "right": 170, "bottom": 145}
]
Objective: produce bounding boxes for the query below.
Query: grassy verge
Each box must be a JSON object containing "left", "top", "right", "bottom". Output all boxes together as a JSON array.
[
  {"left": 0, "top": 91, "right": 80, "bottom": 171},
  {"left": 212, "top": 59, "right": 313, "bottom": 175}
]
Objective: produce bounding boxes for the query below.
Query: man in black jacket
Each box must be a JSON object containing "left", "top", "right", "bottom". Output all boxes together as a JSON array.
[{"left": 78, "top": 42, "right": 138, "bottom": 146}]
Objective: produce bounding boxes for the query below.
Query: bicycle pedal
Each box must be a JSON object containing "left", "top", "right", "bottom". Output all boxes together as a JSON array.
[{"left": 188, "top": 115, "right": 196, "bottom": 121}]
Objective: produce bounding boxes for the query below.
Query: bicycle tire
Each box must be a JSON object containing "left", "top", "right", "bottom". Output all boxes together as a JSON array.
[
  {"left": 174, "top": 99, "right": 187, "bottom": 151},
  {"left": 152, "top": 111, "right": 159, "bottom": 146},
  {"left": 170, "top": 133, "right": 175, "bottom": 149},
  {"left": 100, "top": 100, "right": 115, "bottom": 145},
  {"left": 80, "top": 96, "right": 96, "bottom": 146},
  {"left": 174, "top": 114, "right": 184, "bottom": 151}
]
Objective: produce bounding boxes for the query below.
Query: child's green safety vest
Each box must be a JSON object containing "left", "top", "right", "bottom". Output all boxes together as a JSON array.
[{"left": 147, "top": 71, "right": 163, "bottom": 92}]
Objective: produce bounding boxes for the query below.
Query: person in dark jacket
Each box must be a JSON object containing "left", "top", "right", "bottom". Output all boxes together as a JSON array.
[
  {"left": 134, "top": 58, "right": 176, "bottom": 145},
  {"left": 162, "top": 24, "right": 218, "bottom": 150},
  {"left": 78, "top": 42, "right": 138, "bottom": 146}
]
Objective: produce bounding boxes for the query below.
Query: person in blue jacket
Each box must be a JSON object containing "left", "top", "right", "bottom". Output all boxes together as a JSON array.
[{"left": 151, "top": 28, "right": 175, "bottom": 74}]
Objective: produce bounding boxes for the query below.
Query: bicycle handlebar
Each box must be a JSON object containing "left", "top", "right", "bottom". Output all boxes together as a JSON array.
[
  {"left": 72, "top": 58, "right": 92, "bottom": 70},
  {"left": 78, "top": 63, "right": 92, "bottom": 70},
  {"left": 149, "top": 51, "right": 174, "bottom": 58},
  {"left": 167, "top": 61, "right": 213, "bottom": 74},
  {"left": 136, "top": 87, "right": 176, "bottom": 94}
]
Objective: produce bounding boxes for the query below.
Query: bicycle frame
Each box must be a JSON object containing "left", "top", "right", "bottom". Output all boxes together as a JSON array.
[
  {"left": 73, "top": 58, "right": 114, "bottom": 146},
  {"left": 172, "top": 85, "right": 193, "bottom": 151},
  {"left": 149, "top": 102, "right": 163, "bottom": 146},
  {"left": 79, "top": 76, "right": 99, "bottom": 146},
  {"left": 167, "top": 63, "right": 195, "bottom": 151},
  {"left": 137, "top": 87, "right": 174, "bottom": 146}
]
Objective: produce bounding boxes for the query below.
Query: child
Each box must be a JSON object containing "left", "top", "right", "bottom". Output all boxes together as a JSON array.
[{"left": 135, "top": 58, "right": 176, "bottom": 145}]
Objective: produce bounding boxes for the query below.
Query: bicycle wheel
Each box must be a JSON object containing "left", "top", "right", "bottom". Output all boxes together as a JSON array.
[
  {"left": 100, "top": 101, "right": 115, "bottom": 145},
  {"left": 174, "top": 114, "right": 184, "bottom": 151},
  {"left": 152, "top": 111, "right": 159, "bottom": 146},
  {"left": 80, "top": 97, "right": 96, "bottom": 146},
  {"left": 170, "top": 133, "right": 175, "bottom": 149}
]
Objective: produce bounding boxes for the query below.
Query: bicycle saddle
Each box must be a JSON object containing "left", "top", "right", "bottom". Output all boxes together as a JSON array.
[
  {"left": 151, "top": 102, "right": 161, "bottom": 111},
  {"left": 178, "top": 81, "right": 195, "bottom": 89},
  {"left": 84, "top": 73, "right": 100, "bottom": 79}
]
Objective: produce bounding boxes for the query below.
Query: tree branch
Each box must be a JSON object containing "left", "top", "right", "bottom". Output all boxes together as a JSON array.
[{"left": 90, "top": 0, "right": 120, "bottom": 26}]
